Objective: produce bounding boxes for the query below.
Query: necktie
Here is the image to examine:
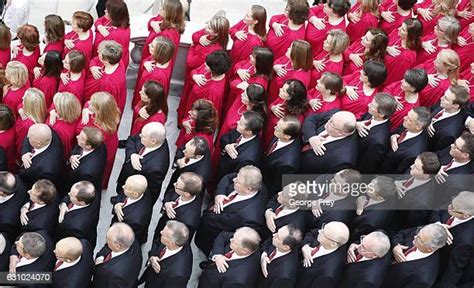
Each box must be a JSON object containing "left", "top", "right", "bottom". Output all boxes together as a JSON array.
[
  {"left": 122, "top": 198, "right": 128, "bottom": 206},
  {"left": 224, "top": 251, "right": 233, "bottom": 259},
  {"left": 138, "top": 147, "right": 145, "bottom": 156},
  {"left": 274, "top": 205, "right": 284, "bottom": 216},
  {"left": 404, "top": 246, "right": 417, "bottom": 256},
  {"left": 268, "top": 249, "right": 277, "bottom": 261},
  {"left": 355, "top": 252, "right": 364, "bottom": 262},
  {"left": 443, "top": 159, "right": 454, "bottom": 171},
  {"left": 28, "top": 202, "right": 35, "bottom": 211},
  {"left": 446, "top": 216, "right": 455, "bottom": 225},
  {"left": 172, "top": 198, "right": 180, "bottom": 209},
  {"left": 222, "top": 193, "right": 238, "bottom": 206},
  {"left": 53, "top": 260, "right": 64, "bottom": 271},
  {"left": 266, "top": 140, "right": 278, "bottom": 156},
  {"left": 67, "top": 202, "right": 74, "bottom": 210},
  {"left": 159, "top": 247, "right": 167, "bottom": 259},
  {"left": 184, "top": 157, "right": 190, "bottom": 164},
  {"left": 103, "top": 252, "right": 112, "bottom": 263},
  {"left": 364, "top": 119, "right": 372, "bottom": 127},
  {"left": 302, "top": 131, "right": 329, "bottom": 152},
  {"left": 432, "top": 109, "right": 444, "bottom": 121},
  {"left": 311, "top": 246, "right": 320, "bottom": 256},
  {"left": 234, "top": 135, "right": 242, "bottom": 145},
  {"left": 402, "top": 177, "right": 414, "bottom": 189},
  {"left": 397, "top": 130, "right": 408, "bottom": 144}
]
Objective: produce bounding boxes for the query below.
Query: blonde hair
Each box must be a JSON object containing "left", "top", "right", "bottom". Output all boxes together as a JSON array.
[
  {"left": 433, "top": 0, "right": 457, "bottom": 16},
  {"left": 5, "top": 61, "right": 28, "bottom": 87},
  {"left": 326, "top": 29, "right": 350, "bottom": 55},
  {"left": 90, "top": 92, "right": 120, "bottom": 134},
  {"left": 53, "top": 92, "right": 81, "bottom": 123},
  {"left": 208, "top": 16, "right": 230, "bottom": 49},
  {"left": 361, "top": 0, "right": 379, "bottom": 16},
  {"left": 438, "top": 49, "right": 460, "bottom": 84},
  {"left": 23, "top": 88, "right": 47, "bottom": 123}
]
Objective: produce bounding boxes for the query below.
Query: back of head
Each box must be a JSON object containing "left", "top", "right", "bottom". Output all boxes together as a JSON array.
[
  {"left": 236, "top": 227, "right": 261, "bottom": 253},
  {"left": 374, "top": 93, "right": 397, "bottom": 119},
  {"left": 283, "top": 225, "right": 303, "bottom": 250},
  {"left": 281, "top": 115, "right": 302, "bottom": 138},
  {"left": 373, "top": 176, "right": 397, "bottom": 199},
  {"left": 238, "top": 165, "right": 262, "bottom": 192},
  {"left": 190, "top": 136, "right": 208, "bottom": 156},
  {"left": 109, "top": 223, "right": 135, "bottom": 250},
  {"left": 325, "top": 221, "right": 350, "bottom": 245},
  {"left": 180, "top": 172, "right": 203, "bottom": 196},
  {"left": 413, "top": 107, "right": 432, "bottom": 130},
  {"left": 368, "top": 231, "right": 391, "bottom": 257},
  {"left": 142, "top": 122, "right": 166, "bottom": 146},
  {"left": 82, "top": 126, "right": 104, "bottom": 149},
  {"left": 243, "top": 111, "right": 264, "bottom": 135},
  {"left": 56, "top": 237, "right": 83, "bottom": 261},
  {"left": 206, "top": 50, "right": 231, "bottom": 76},
  {"left": 21, "top": 232, "right": 46, "bottom": 258},
  {"left": 29, "top": 123, "right": 52, "bottom": 146},
  {"left": 73, "top": 181, "right": 96, "bottom": 205},
  {"left": 418, "top": 151, "right": 441, "bottom": 175},
  {"left": 166, "top": 220, "right": 189, "bottom": 247},
  {"left": 451, "top": 191, "right": 474, "bottom": 216},
  {"left": 127, "top": 175, "right": 148, "bottom": 195},
  {"left": 404, "top": 69, "right": 428, "bottom": 93},
  {"left": 33, "top": 179, "right": 57, "bottom": 204},
  {"left": 421, "top": 223, "right": 448, "bottom": 250},
  {"left": 0, "top": 171, "right": 16, "bottom": 195}
]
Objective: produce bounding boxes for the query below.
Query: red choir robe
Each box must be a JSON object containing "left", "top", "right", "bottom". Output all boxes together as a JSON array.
[
  {"left": 175, "top": 116, "right": 214, "bottom": 153},
  {"left": 379, "top": 0, "right": 414, "bottom": 34},
  {"left": 0, "top": 128, "right": 17, "bottom": 172},
  {"left": 268, "top": 55, "right": 311, "bottom": 103},
  {"left": 455, "top": 25, "right": 474, "bottom": 71},
  {"left": 62, "top": 31, "right": 94, "bottom": 66},
  {"left": 460, "top": 68, "right": 474, "bottom": 101},
  {"left": 0, "top": 48, "right": 10, "bottom": 68},
  {"left": 130, "top": 102, "right": 167, "bottom": 135},
  {"left": 266, "top": 14, "right": 306, "bottom": 59},
  {"left": 177, "top": 64, "right": 208, "bottom": 123},
  {"left": 340, "top": 73, "right": 378, "bottom": 119},
  {"left": 229, "top": 20, "right": 264, "bottom": 67},
  {"left": 384, "top": 81, "right": 420, "bottom": 131},
  {"left": 305, "top": 88, "right": 341, "bottom": 117},
  {"left": 2, "top": 85, "right": 29, "bottom": 118},
  {"left": 32, "top": 74, "right": 60, "bottom": 107},
  {"left": 310, "top": 51, "right": 345, "bottom": 87},
  {"left": 306, "top": 5, "right": 347, "bottom": 56},
  {"left": 342, "top": 40, "right": 366, "bottom": 76},
  {"left": 132, "top": 56, "right": 172, "bottom": 107},
  {"left": 417, "top": 62, "right": 452, "bottom": 106},
  {"left": 416, "top": 36, "right": 452, "bottom": 65},
  {"left": 13, "top": 45, "right": 41, "bottom": 84},
  {"left": 84, "top": 57, "right": 127, "bottom": 112},
  {"left": 48, "top": 117, "right": 79, "bottom": 158},
  {"left": 346, "top": 2, "right": 379, "bottom": 44},
  {"left": 141, "top": 15, "right": 181, "bottom": 64},
  {"left": 414, "top": 0, "right": 443, "bottom": 36},
  {"left": 92, "top": 16, "right": 131, "bottom": 68},
  {"left": 14, "top": 117, "right": 35, "bottom": 155},
  {"left": 43, "top": 40, "right": 64, "bottom": 55},
  {"left": 58, "top": 71, "right": 86, "bottom": 104},
  {"left": 456, "top": 0, "right": 473, "bottom": 28},
  {"left": 384, "top": 31, "right": 417, "bottom": 85}
]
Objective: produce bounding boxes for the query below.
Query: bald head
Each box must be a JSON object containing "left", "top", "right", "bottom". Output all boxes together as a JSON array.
[
  {"left": 363, "top": 231, "right": 390, "bottom": 258},
  {"left": 124, "top": 175, "right": 148, "bottom": 198},
  {"left": 0, "top": 171, "right": 16, "bottom": 195},
  {"left": 451, "top": 191, "right": 474, "bottom": 217},
  {"left": 141, "top": 122, "right": 166, "bottom": 148},
  {"left": 55, "top": 237, "right": 83, "bottom": 262},
  {"left": 107, "top": 223, "right": 135, "bottom": 251},
  {"left": 28, "top": 124, "right": 52, "bottom": 149},
  {"left": 324, "top": 221, "right": 350, "bottom": 246},
  {"left": 327, "top": 111, "right": 356, "bottom": 137}
]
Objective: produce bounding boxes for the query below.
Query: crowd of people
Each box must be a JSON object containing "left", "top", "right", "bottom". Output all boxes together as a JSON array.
[{"left": 0, "top": 0, "right": 473, "bottom": 287}]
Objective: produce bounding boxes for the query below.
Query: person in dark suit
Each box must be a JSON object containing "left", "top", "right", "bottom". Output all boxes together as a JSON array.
[
  {"left": 382, "top": 107, "right": 431, "bottom": 174},
  {"left": 301, "top": 110, "right": 358, "bottom": 174},
  {"left": 0, "top": 233, "right": 12, "bottom": 271},
  {"left": 217, "top": 111, "right": 264, "bottom": 182},
  {"left": 356, "top": 93, "right": 398, "bottom": 174},
  {"left": 340, "top": 231, "right": 392, "bottom": 287},
  {"left": 8, "top": 230, "right": 55, "bottom": 274},
  {"left": 153, "top": 172, "right": 203, "bottom": 242},
  {"left": 297, "top": 221, "right": 350, "bottom": 287},
  {"left": 66, "top": 126, "right": 107, "bottom": 196},
  {"left": 111, "top": 175, "right": 153, "bottom": 245},
  {"left": 195, "top": 165, "right": 267, "bottom": 256},
  {"left": 395, "top": 152, "right": 441, "bottom": 229},
  {"left": 432, "top": 192, "right": 474, "bottom": 287},
  {"left": 140, "top": 220, "right": 193, "bottom": 288},
  {"left": 428, "top": 85, "right": 469, "bottom": 152},
  {"left": 52, "top": 237, "right": 94, "bottom": 288},
  {"left": 199, "top": 227, "right": 262, "bottom": 288},
  {"left": 0, "top": 172, "right": 28, "bottom": 240},
  {"left": 19, "top": 179, "right": 59, "bottom": 235},
  {"left": 19, "top": 123, "right": 64, "bottom": 189},
  {"left": 0, "top": 147, "right": 6, "bottom": 171},
  {"left": 383, "top": 223, "right": 448, "bottom": 288},
  {"left": 262, "top": 116, "right": 302, "bottom": 197},
  {"left": 116, "top": 122, "right": 169, "bottom": 204},
  {"left": 57, "top": 181, "right": 99, "bottom": 246},
  {"left": 92, "top": 223, "right": 142, "bottom": 288},
  {"left": 260, "top": 225, "right": 303, "bottom": 288}
]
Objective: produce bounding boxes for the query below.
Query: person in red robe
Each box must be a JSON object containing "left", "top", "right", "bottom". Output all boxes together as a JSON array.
[
  {"left": 341, "top": 60, "right": 387, "bottom": 119},
  {"left": 92, "top": 0, "right": 131, "bottom": 68},
  {"left": 0, "top": 104, "right": 17, "bottom": 172},
  {"left": 455, "top": 0, "right": 474, "bottom": 29},
  {"left": 306, "top": 1, "right": 349, "bottom": 56},
  {"left": 63, "top": 11, "right": 94, "bottom": 66},
  {"left": 177, "top": 51, "right": 231, "bottom": 123},
  {"left": 32, "top": 51, "right": 62, "bottom": 107},
  {"left": 306, "top": 71, "right": 343, "bottom": 116},
  {"left": 417, "top": 48, "right": 460, "bottom": 106},
  {"left": 42, "top": 14, "right": 65, "bottom": 55},
  {"left": 176, "top": 99, "right": 218, "bottom": 152},
  {"left": 459, "top": 62, "right": 474, "bottom": 101},
  {"left": 346, "top": 0, "right": 379, "bottom": 44},
  {"left": 379, "top": 0, "right": 416, "bottom": 35},
  {"left": 264, "top": 79, "right": 307, "bottom": 148},
  {"left": 229, "top": 5, "right": 267, "bottom": 67},
  {"left": 454, "top": 22, "right": 474, "bottom": 71},
  {"left": 343, "top": 28, "right": 388, "bottom": 76},
  {"left": 133, "top": 36, "right": 174, "bottom": 107},
  {"left": 310, "top": 29, "right": 349, "bottom": 87},
  {"left": 131, "top": 80, "right": 168, "bottom": 136},
  {"left": 268, "top": 40, "right": 312, "bottom": 103},
  {"left": 3, "top": 61, "right": 30, "bottom": 118},
  {"left": 141, "top": 0, "right": 185, "bottom": 64},
  {"left": 84, "top": 40, "right": 127, "bottom": 112},
  {"left": 58, "top": 50, "right": 87, "bottom": 104},
  {"left": 414, "top": 0, "right": 457, "bottom": 37},
  {"left": 384, "top": 18, "right": 422, "bottom": 86},
  {"left": 76, "top": 92, "right": 120, "bottom": 189},
  {"left": 12, "top": 24, "right": 40, "bottom": 84},
  {"left": 47, "top": 92, "right": 82, "bottom": 158},
  {"left": 0, "top": 24, "right": 11, "bottom": 69},
  {"left": 384, "top": 68, "right": 428, "bottom": 131},
  {"left": 266, "top": 1, "right": 308, "bottom": 60}
]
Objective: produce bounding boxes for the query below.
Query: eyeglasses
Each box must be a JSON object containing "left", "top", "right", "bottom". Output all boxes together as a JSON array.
[
  {"left": 448, "top": 203, "right": 466, "bottom": 215},
  {"left": 319, "top": 223, "right": 341, "bottom": 245},
  {"left": 451, "top": 142, "right": 467, "bottom": 154},
  {"left": 327, "top": 118, "right": 345, "bottom": 133}
]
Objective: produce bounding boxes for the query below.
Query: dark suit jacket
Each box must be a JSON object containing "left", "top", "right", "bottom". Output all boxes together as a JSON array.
[
  {"left": 0, "top": 232, "right": 12, "bottom": 272},
  {"left": 301, "top": 111, "right": 358, "bottom": 174},
  {"left": 350, "top": 198, "right": 396, "bottom": 241},
  {"left": 111, "top": 191, "right": 153, "bottom": 245},
  {"left": 259, "top": 239, "right": 299, "bottom": 288},
  {"left": 11, "top": 230, "right": 55, "bottom": 275},
  {"left": 262, "top": 137, "right": 301, "bottom": 197},
  {"left": 0, "top": 176, "right": 28, "bottom": 240},
  {"left": 0, "top": 147, "right": 6, "bottom": 171},
  {"left": 397, "top": 178, "right": 436, "bottom": 229},
  {"left": 310, "top": 194, "right": 355, "bottom": 229},
  {"left": 382, "top": 227, "right": 440, "bottom": 288},
  {"left": 356, "top": 114, "right": 391, "bottom": 174},
  {"left": 21, "top": 196, "right": 60, "bottom": 236},
  {"left": 92, "top": 241, "right": 142, "bottom": 288},
  {"left": 140, "top": 242, "right": 193, "bottom": 288},
  {"left": 117, "top": 136, "right": 170, "bottom": 204},
  {"left": 217, "top": 129, "right": 263, "bottom": 181},
  {"left": 195, "top": 173, "right": 268, "bottom": 256},
  {"left": 52, "top": 239, "right": 94, "bottom": 288},
  {"left": 429, "top": 106, "right": 465, "bottom": 152},
  {"left": 65, "top": 144, "right": 107, "bottom": 196},
  {"left": 19, "top": 130, "right": 64, "bottom": 189},
  {"left": 199, "top": 231, "right": 261, "bottom": 288}
]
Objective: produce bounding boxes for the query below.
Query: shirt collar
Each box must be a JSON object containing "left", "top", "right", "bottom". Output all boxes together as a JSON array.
[
  {"left": 237, "top": 135, "right": 256, "bottom": 146},
  {"left": 111, "top": 247, "right": 129, "bottom": 259},
  {"left": 55, "top": 256, "right": 82, "bottom": 271},
  {"left": 123, "top": 194, "right": 144, "bottom": 208},
  {"left": 16, "top": 256, "right": 39, "bottom": 267},
  {"left": 141, "top": 143, "right": 163, "bottom": 157},
  {"left": 33, "top": 143, "right": 50, "bottom": 157}
]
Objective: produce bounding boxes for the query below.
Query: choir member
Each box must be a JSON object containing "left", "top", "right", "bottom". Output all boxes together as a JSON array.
[
  {"left": 0, "top": 105, "right": 16, "bottom": 172},
  {"left": 12, "top": 24, "right": 40, "bottom": 84},
  {"left": 92, "top": 0, "right": 131, "bottom": 68},
  {"left": 63, "top": 11, "right": 94, "bottom": 66},
  {"left": 32, "top": 51, "right": 62, "bottom": 107},
  {"left": 58, "top": 50, "right": 87, "bottom": 103},
  {"left": 42, "top": 14, "right": 65, "bottom": 55},
  {"left": 266, "top": 0, "right": 309, "bottom": 60},
  {"left": 346, "top": 0, "right": 379, "bottom": 44},
  {"left": 306, "top": 71, "right": 343, "bottom": 116},
  {"left": 414, "top": 0, "right": 457, "bottom": 37},
  {"left": 131, "top": 80, "right": 168, "bottom": 136},
  {"left": 15, "top": 88, "right": 47, "bottom": 151},
  {"left": 454, "top": 22, "right": 473, "bottom": 71},
  {"left": 379, "top": 0, "right": 416, "bottom": 34},
  {"left": 459, "top": 62, "right": 474, "bottom": 101},
  {"left": 0, "top": 24, "right": 11, "bottom": 69},
  {"left": 3, "top": 61, "right": 29, "bottom": 118},
  {"left": 455, "top": 0, "right": 474, "bottom": 28}
]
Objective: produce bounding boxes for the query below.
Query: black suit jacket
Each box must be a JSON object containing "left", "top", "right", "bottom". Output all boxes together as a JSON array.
[
  {"left": 310, "top": 194, "right": 355, "bottom": 229},
  {"left": 140, "top": 242, "right": 193, "bottom": 288},
  {"left": 262, "top": 137, "right": 301, "bottom": 197},
  {"left": 0, "top": 147, "right": 6, "bottom": 171},
  {"left": 52, "top": 239, "right": 94, "bottom": 288},
  {"left": 397, "top": 178, "right": 436, "bottom": 229},
  {"left": 195, "top": 172, "right": 268, "bottom": 256},
  {"left": 199, "top": 231, "right": 261, "bottom": 288},
  {"left": 65, "top": 144, "right": 107, "bottom": 195},
  {"left": 111, "top": 192, "right": 153, "bottom": 245},
  {"left": 117, "top": 136, "right": 170, "bottom": 204},
  {"left": 19, "top": 130, "right": 64, "bottom": 189},
  {"left": 217, "top": 129, "right": 263, "bottom": 181},
  {"left": 259, "top": 239, "right": 299, "bottom": 288},
  {"left": 301, "top": 111, "right": 358, "bottom": 174},
  {"left": 92, "top": 241, "right": 143, "bottom": 288},
  {"left": 21, "top": 197, "right": 60, "bottom": 236},
  {"left": 350, "top": 198, "right": 396, "bottom": 241},
  {"left": 11, "top": 230, "right": 55, "bottom": 275},
  {"left": 0, "top": 232, "right": 12, "bottom": 272},
  {"left": 356, "top": 114, "right": 391, "bottom": 174},
  {"left": 0, "top": 176, "right": 28, "bottom": 240},
  {"left": 429, "top": 106, "right": 465, "bottom": 152}
]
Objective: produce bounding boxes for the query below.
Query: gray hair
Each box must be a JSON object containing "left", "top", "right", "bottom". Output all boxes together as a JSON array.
[
  {"left": 423, "top": 224, "right": 448, "bottom": 250},
  {"left": 236, "top": 227, "right": 261, "bottom": 253},
  {"left": 238, "top": 165, "right": 262, "bottom": 191},
  {"left": 370, "top": 231, "right": 391, "bottom": 257},
  {"left": 373, "top": 176, "right": 397, "bottom": 199},
  {"left": 110, "top": 223, "right": 135, "bottom": 249},
  {"left": 21, "top": 232, "right": 46, "bottom": 258},
  {"left": 452, "top": 191, "right": 474, "bottom": 215},
  {"left": 166, "top": 220, "right": 189, "bottom": 247},
  {"left": 143, "top": 122, "right": 166, "bottom": 145}
]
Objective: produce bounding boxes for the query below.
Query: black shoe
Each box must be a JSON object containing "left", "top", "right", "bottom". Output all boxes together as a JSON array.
[
  {"left": 118, "top": 140, "right": 127, "bottom": 149},
  {"left": 110, "top": 196, "right": 117, "bottom": 204}
]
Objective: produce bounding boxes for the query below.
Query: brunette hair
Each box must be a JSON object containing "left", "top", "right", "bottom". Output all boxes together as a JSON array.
[
  {"left": 17, "top": 24, "right": 40, "bottom": 52},
  {"left": 0, "top": 105, "right": 15, "bottom": 130},
  {"left": 327, "top": 0, "right": 351, "bottom": 17},
  {"left": 321, "top": 72, "right": 344, "bottom": 96},
  {"left": 106, "top": 0, "right": 130, "bottom": 28},
  {"left": 251, "top": 5, "right": 267, "bottom": 39},
  {"left": 142, "top": 80, "right": 168, "bottom": 116},
  {"left": 404, "top": 18, "right": 423, "bottom": 51},
  {"left": 207, "top": 16, "right": 230, "bottom": 50},
  {"left": 42, "top": 51, "right": 63, "bottom": 78},
  {"left": 151, "top": 36, "right": 175, "bottom": 64},
  {"left": 66, "top": 50, "right": 86, "bottom": 73},
  {"left": 72, "top": 11, "right": 94, "bottom": 31},
  {"left": 44, "top": 14, "right": 65, "bottom": 43},
  {"left": 365, "top": 28, "right": 388, "bottom": 62},
  {"left": 246, "top": 83, "right": 267, "bottom": 116},
  {"left": 290, "top": 40, "right": 312, "bottom": 71},
  {"left": 284, "top": 79, "right": 308, "bottom": 116},
  {"left": 253, "top": 47, "right": 274, "bottom": 77},
  {"left": 192, "top": 99, "right": 218, "bottom": 134},
  {"left": 0, "top": 24, "right": 11, "bottom": 51},
  {"left": 160, "top": 0, "right": 185, "bottom": 34}
]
